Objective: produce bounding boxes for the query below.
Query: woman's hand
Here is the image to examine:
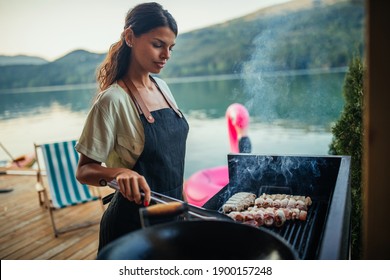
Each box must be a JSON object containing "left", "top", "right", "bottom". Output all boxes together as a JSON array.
[
  {"left": 76, "top": 153, "right": 151, "bottom": 206},
  {"left": 116, "top": 170, "right": 151, "bottom": 206}
]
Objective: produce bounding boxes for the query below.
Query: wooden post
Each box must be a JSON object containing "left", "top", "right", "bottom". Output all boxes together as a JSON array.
[{"left": 363, "top": 0, "right": 390, "bottom": 259}]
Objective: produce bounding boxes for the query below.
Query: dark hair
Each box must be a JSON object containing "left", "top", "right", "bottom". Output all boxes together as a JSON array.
[{"left": 97, "top": 2, "right": 178, "bottom": 91}]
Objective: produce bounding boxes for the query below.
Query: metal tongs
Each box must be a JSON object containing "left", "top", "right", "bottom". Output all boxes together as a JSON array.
[{"left": 106, "top": 180, "right": 232, "bottom": 222}]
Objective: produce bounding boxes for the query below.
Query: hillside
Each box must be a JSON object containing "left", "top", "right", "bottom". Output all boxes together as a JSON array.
[
  {"left": 0, "top": 55, "right": 48, "bottom": 66},
  {"left": 0, "top": 50, "right": 105, "bottom": 89},
  {"left": 162, "top": 0, "right": 364, "bottom": 77},
  {"left": 0, "top": 0, "right": 364, "bottom": 90}
]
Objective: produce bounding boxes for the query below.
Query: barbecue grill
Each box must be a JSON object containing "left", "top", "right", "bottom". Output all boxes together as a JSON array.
[{"left": 203, "top": 154, "right": 352, "bottom": 260}]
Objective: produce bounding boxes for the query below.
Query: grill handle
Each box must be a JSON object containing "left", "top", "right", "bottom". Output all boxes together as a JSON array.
[{"left": 139, "top": 202, "right": 190, "bottom": 228}]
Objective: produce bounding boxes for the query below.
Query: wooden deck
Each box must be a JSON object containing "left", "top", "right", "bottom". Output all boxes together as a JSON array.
[{"left": 0, "top": 169, "right": 113, "bottom": 260}]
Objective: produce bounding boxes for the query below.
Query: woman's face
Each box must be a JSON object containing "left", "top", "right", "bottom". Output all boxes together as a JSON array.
[{"left": 130, "top": 26, "right": 176, "bottom": 74}]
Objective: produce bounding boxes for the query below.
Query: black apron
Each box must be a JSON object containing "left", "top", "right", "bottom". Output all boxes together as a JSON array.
[{"left": 98, "top": 80, "right": 189, "bottom": 252}]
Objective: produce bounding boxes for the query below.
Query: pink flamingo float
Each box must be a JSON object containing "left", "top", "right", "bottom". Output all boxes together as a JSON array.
[{"left": 183, "top": 103, "right": 251, "bottom": 206}]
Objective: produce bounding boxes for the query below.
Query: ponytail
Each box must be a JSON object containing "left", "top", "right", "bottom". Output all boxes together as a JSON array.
[{"left": 96, "top": 35, "right": 130, "bottom": 92}]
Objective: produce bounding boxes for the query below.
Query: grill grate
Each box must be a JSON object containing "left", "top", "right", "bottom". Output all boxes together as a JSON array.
[
  {"left": 265, "top": 202, "right": 325, "bottom": 259},
  {"left": 215, "top": 200, "right": 327, "bottom": 259}
]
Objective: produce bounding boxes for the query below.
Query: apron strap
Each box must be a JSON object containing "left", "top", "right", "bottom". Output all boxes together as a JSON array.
[
  {"left": 122, "top": 78, "right": 155, "bottom": 123},
  {"left": 122, "top": 82, "right": 143, "bottom": 116},
  {"left": 150, "top": 76, "right": 183, "bottom": 119}
]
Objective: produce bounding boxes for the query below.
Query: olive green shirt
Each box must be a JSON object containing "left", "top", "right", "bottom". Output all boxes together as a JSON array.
[{"left": 75, "top": 77, "right": 178, "bottom": 168}]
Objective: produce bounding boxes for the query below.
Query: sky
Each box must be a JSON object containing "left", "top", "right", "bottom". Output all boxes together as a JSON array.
[{"left": 0, "top": 0, "right": 291, "bottom": 61}]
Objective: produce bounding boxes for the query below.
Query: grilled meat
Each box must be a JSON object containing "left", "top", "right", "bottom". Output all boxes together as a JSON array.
[
  {"left": 274, "top": 209, "right": 287, "bottom": 227},
  {"left": 222, "top": 192, "right": 256, "bottom": 213},
  {"left": 255, "top": 193, "right": 312, "bottom": 209},
  {"left": 224, "top": 192, "right": 311, "bottom": 227}
]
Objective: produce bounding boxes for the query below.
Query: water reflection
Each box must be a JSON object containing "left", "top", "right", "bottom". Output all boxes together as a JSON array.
[
  {"left": 0, "top": 72, "right": 345, "bottom": 126},
  {"left": 170, "top": 79, "right": 246, "bottom": 119},
  {"left": 0, "top": 107, "right": 88, "bottom": 163},
  {"left": 0, "top": 73, "right": 345, "bottom": 176},
  {"left": 171, "top": 72, "right": 345, "bottom": 127},
  {"left": 0, "top": 88, "right": 95, "bottom": 120}
]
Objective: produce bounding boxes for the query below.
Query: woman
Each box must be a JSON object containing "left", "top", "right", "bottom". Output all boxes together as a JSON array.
[{"left": 75, "top": 2, "right": 189, "bottom": 252}]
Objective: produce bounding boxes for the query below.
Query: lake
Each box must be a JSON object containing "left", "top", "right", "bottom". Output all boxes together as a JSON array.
[{"left": 0, "top": 70, "right": 346, "bottom": 179}]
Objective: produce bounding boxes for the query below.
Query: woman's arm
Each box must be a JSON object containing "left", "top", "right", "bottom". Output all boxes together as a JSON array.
[{"left": 76, "top": 153, "right": 151, "bottom": 206}]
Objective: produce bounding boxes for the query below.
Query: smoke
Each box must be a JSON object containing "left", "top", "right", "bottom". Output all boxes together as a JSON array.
[
  {"left": 239, "top": 6, "right": 350, "bottom": 125},
  {"left": 241, "top": 16, "right": 296, "bottom": 122},
  {"left": 225, "top": 155, "right": 325, "bottom": 198},
  {"left": 251, "top": 156, "right": 322, "bottom": 184}
]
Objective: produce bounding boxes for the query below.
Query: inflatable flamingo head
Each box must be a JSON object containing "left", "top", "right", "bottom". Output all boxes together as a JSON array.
[{"left": 226, "top": 103, "right": 250, "bottom": 153}]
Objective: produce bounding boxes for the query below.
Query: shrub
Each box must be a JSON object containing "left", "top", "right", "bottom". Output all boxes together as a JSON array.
[{"left": 329, "top": 55, "right": 364, "bottom": 259}]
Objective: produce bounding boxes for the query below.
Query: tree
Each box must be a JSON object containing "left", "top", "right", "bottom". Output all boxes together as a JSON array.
[{"left": 329, "top": 56, "right": 363, "bottom": 259}]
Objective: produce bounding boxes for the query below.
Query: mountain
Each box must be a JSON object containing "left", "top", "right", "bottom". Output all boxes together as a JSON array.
[
  {"left": 43, "top": 50, "right": 106, "bottom": 85},
  {"left": 0, "top": 0, "right": 364, "bottom": 91},
  {"left": 162, "top": 0, "right": 364, "bottom": 77},
  {"left": 0, "top": 50, "right": 105, "bottom": 89},
  {"left": 0, "top": 55, "right": 48, "bottom": 66}
]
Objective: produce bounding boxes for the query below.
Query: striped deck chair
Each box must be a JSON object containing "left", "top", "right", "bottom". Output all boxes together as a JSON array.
[{"left": 34, "top": 140, "right": 103, "bottom": 237}]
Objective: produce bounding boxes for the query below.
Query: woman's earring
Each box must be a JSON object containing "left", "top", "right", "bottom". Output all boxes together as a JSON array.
[{"left": 127, "top": 42, "right": 133, "bottom": 48}]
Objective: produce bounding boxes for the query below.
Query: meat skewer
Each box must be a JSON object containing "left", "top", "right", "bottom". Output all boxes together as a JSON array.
[
  {"left": 258, "top": 193, "right": 312, "bottom": 204},
  {"left": 224, "top": 192, "right": 311, "bottom": 228},
  {"left": 222, "top": 192, "right": 256, "bottom": 213},
  {"left": 228, "top": 207, "right": 307, "bottom": 225},
  {"left": 255, "top": 193, "right": 312, "bottom": 210}
]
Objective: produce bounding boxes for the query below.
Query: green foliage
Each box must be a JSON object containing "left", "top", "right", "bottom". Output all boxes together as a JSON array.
[
  {"left": 329, "top": 56, "right": 364, "bottom": 259},
  {"left": 0, "top": 1, "right": 364, "bottom": 90},
  {"left": 163, "top": 1, "right": 364, "bottom": 78}
]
